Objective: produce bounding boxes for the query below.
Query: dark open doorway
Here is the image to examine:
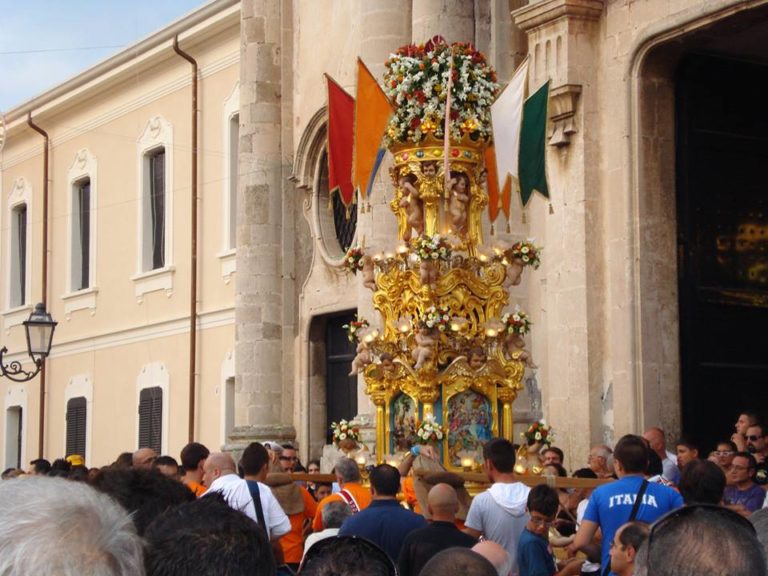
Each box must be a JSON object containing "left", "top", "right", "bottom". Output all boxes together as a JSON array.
[
  {"left": 676, "top": 54, "right": 768, "bottom": 453},
  {"left": 324, "top": 312, "right": 358, "bottom": 444}
]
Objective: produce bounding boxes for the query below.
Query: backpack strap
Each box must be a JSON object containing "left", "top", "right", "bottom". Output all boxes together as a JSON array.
[
  {"left": 249, "top": 481, "right": 269, "bottom": 537},
  {"left": 600, "top": 479, "right": 649, "bottom": 576},
  {"left": 628, "top": 479, "right": 650, "bottom": 522},
  {"left": 337, "top": 488, "right": 360, "bottom": 514}
]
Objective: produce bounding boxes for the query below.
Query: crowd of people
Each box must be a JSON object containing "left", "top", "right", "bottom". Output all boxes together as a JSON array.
[{"left": 1, "top": 412, "right": 768, "bottom": 575}]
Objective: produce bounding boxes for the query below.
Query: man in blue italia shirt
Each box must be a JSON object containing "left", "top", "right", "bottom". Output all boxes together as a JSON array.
[
  {"left": 338, "top": 463, "right": 427, "bottom": 562},
  {"left": 567, "top": 435, "right": 683, "bottom": 575}
]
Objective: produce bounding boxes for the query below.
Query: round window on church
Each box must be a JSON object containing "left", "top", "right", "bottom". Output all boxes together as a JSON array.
[{"left": 317, "top": 151, "right": 357, "bottom": 258}]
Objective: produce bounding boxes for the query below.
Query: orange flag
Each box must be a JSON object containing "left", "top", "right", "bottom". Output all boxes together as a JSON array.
[
  {"left": 326, "top": 74, "right": 355, "bottom": 208},
  {"left": 484, "top": 145, "right": 504, "bottom": 224},
  {"left": 353, "top": 59, "right": 393, "bottom": 201}
]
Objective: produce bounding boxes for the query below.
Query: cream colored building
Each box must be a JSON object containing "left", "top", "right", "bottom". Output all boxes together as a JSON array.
[{"left": 3, "top": 0, "right": 767, "bottom": 469}]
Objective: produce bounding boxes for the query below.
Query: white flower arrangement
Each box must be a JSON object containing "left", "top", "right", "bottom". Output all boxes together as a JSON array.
[
  {"left": 422, "top": 305, "right": 451, "bottom": 332},
  {"left": 331, "top": 419, "right": 361, "bottom": 445},
  {"left": 415, "top": 414, "right": 445, "bottom": 445},
  {"left": 414, "top": 234, "right": 452, "bottom": 262},
  {"left": 507, "top": 240, "right": 542, "bottom": 270},
  {"left": 501, "top": 305, "right": 532, "bottom": 336},
  {"left": 382, "top": 39, "right": 499, "bottom": 146}
]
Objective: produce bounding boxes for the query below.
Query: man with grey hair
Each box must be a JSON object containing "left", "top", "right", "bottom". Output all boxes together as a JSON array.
[
  {"left": 304, "top": 501, "right": 352, "bottom": 557},
  {"left": 312, "top": 457, "right": 372, "bottom": 531},
  {"left": 0, "top": 476, "right": 144, "bottom": 575},
  {"left": 587, "top": 444, "right": 614, "bottom": 478}
]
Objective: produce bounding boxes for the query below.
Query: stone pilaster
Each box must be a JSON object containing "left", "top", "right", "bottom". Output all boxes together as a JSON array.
[
  {"left": 234, "top": 0, "right": 295, "bottom": 443},
  {"left": 513, "top": 0, "right": 606, "bottom": 466},
  {"left": 412, "top": 0, "right": 476, "bottom": 43}
]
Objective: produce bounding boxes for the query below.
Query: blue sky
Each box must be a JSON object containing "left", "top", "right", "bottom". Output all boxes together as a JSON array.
[{"left": 0, "top": 0, "right": 206, "bottom": 111}]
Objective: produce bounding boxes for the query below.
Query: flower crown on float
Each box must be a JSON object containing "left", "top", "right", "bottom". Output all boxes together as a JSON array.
[
  {"left": 521, "top": 420, "right": 553, "bottom": 447},
  {"left": 331, "top": 419, "right": 361, "bottom": 445},
  {"left": 415, "top": 414, "right": 445, "bottom": 445},
  {"left": 507, "top": 240, "right": 542, "bottom": 269},
  {"left": 501, "top": 306, "right": 532, "bottom": 336},
  {"left": 383, "top": 37, "right": 499, "bottom": 147},
  {"left": 342, "top": 315, "right": 370, "bottom": 343}
]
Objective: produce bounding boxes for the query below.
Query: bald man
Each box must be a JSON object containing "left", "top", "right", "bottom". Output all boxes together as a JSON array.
[
  {"left": 397, "top": 483, "right": 478, "bottom": 576},
  {"left": 472, "top": 541, "right": 513, "bottom": 576},
  {"left": 643, "top": 427, "right": 679, "bottom": 484},
  {"left": 202, "top": 452, "right": 258, "bottom": 522},
  {"left": 132, "top": 447, "right": 157, "bottom": 469}
]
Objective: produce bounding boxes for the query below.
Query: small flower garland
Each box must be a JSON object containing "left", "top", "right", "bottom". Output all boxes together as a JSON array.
[
  {"left": 415, "top": 415, "right": 444, "bottom": 444},
  {"left": 501, "top": 306, "right": 532, "bottom": 336},
  {"left": 414, "top": 234, "right": 452, "bottom": 262},
  {"left": 422, "top": 305, "right": 451, "bottom": 332},
  {"left": 343, "top": 246, "right": 365, "bottom": 274},
  {"left": 331, "top": 419, "right": 361, "bottom": 445},
  {"left": 508, "top": 240, "right": 542, "bottom": 269},
  {"left": 383, "top": 39, "right": 499, "bottom": 146},
  {"left": 521, "top": 420, "right": 553, "bottom": 446},
  {"left": 342, "top": 316, "right": 370, "bottom": 343}
]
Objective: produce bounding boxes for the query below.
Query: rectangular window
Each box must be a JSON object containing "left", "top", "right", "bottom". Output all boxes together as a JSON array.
[
  {"left": 138, "top": 386, "right": 162, "bottom": 454},
  {"left": 10, "top": 204, "right": 27, "bottom": 307},
  {"left": 4, "top": 406, "right": 22, "bottom": 469},
  {"left": 66, "top": 397, "right": 87, "bottom": 458},
  {"left": 229, "top": 114, "right": 239, "bottom": 250},
  {"left": 72, "top": 179, "right": 91, "bottom": 291},
  {"left": 148, "top": 150, "right": 165, "bottom": 270}
]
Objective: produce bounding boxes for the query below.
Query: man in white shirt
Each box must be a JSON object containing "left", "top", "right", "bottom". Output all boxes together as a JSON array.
[
  {"left": 239, "top": 443, "right": 292, "bottom": 541},
  {"left": 203, "top": 452, "right": 258, "bottom": 520}
]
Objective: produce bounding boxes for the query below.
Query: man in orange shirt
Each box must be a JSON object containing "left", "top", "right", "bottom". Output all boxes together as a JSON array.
[
  {"left": 312, "top": 458, "right": 372, "bottom": 532},
  {"left": 180, "top": 442, "right": 209, "bottom": 497}
]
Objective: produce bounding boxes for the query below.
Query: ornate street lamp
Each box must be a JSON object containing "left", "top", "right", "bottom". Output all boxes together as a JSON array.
[{"left": 0, "top": 303, "right": 57, "bottom": 382}]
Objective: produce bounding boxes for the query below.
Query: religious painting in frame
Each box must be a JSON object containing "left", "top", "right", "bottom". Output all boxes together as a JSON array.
[
  {"left": 389, "top": 392, "right": 418, "bottom": 453},
  {"left": 444, "top": 389, "right": 494, "bottom": 469}
]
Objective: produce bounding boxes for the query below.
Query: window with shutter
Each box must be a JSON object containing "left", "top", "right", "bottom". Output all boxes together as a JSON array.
[
  {"left": 65, "top": 397, "right": 87, "bottom": 457},
  {"left": 138, "top": 387, "right": 162, "bottom": 453}
]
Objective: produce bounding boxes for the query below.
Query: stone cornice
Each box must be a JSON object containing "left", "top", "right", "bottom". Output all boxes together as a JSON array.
[{"left": 513, "top": 0, "right": 604, "bottom": 32}]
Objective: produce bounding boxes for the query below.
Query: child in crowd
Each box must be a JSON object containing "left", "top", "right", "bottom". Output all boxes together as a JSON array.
[{"left": 518, "top": 484, "right": 575, "bottom": 576}]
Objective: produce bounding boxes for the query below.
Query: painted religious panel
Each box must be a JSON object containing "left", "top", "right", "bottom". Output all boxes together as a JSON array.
[
  {"left": 391, "top": 393, "right": 418, "bottom": 452},
  {"left": 446, "top": 390, "right": 492, "bottom": 467}
]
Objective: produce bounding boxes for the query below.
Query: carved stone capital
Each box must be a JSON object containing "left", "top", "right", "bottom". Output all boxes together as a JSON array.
[
  {"left": 548, "top": 84, "right": 582, "bottom": 147},
  {"left": 513, "top": 0, "right": 604, "bottom": 33}
]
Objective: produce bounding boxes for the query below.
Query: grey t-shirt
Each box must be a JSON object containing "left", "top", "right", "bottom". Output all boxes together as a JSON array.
[{"left": 465, "top": 482, "right": 530, "bottom": 573}]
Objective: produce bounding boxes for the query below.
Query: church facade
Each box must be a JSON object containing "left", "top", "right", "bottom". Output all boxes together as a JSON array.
[{"left": 2, "top": 0, "right": 766, "bottom": 468}]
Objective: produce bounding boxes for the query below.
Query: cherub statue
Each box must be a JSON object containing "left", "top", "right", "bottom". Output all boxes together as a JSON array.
[
  {"left": 418, "top": 161, "right": 443, "bottom": 203},
  {"left": 379, "top": 352, "right": 395, "bottom": 374},
  {"left": 503, "top": 248, "right": 525, "bottom": 287},
  {"left": 412, "top": 324, "right": 437, "bottom": 370},
  {"left": 447, "top": 172, "right": 470, "bottom": 234},
  {"left": 398, "top": 174, "right": 423, "bottom": 242},
  {"left": 419, "top": 258, "right": 439, "bottom": 289},
  {"left": 361, "top": 255, "right": 376, "bottom": 291},
  {"left": 504, "top": 332, "right": 537, "bottom": 369},
  {"left": 349, "top": 340, "right": 372, "bottom": 375},
  {"left": 468, "top": 346, "right": 486, "bottom": 370}
]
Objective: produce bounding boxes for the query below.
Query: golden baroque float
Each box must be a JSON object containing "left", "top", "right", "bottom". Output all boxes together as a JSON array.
[{"left": 345, "top": 38, "right": 542, "bottom": 470}]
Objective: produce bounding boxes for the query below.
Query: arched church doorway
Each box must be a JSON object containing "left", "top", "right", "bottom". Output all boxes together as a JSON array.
[{"left": 676, "top": 52, "right": 768, "bottom": 451}]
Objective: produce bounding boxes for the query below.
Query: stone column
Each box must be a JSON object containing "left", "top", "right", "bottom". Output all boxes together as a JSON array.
[
  {"left": 233, "top": 0, "right": 294, "bottom": 446},
  {"left": 412, "top": 0, "right": 475, "bottom": 43},
  {"left": 513, "top": 0, "right": 605, "bottom": 466}
]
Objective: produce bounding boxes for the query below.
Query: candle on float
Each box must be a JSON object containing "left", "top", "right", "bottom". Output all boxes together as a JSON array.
[
  {"left": 461, "top": 457, "right": 473, "bottom": 470},
  {"left": 356, "top": 456, "right": 366, "bottom": 465}
]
